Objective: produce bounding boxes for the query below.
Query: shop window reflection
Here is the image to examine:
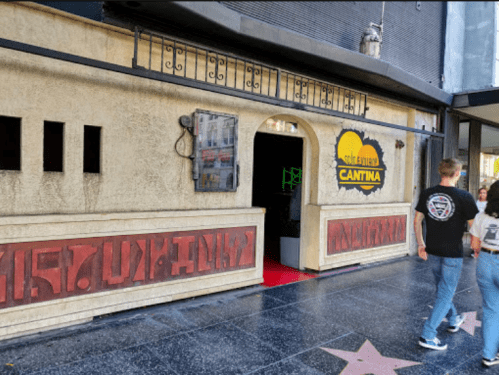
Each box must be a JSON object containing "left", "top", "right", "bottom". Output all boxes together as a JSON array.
[
  {"left": 480, "top": 125, "right": 499, "bottom": 189},
  {"left": 457, "top": 122, "right": 469, "bottom": 191}
]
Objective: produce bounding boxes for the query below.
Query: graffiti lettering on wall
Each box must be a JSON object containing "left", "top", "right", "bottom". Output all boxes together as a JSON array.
[
  {"left": 335, "top": 129, "right": 386, "bottom": 195},
  {"left": 327, "top": 215, "right": 406, "bottom": 255},
  {"left": 0, "top": 226, "right": 256, "bottom": 309},
  {"left": 282, "top": 167, "right": 302, "bottom": 190}
]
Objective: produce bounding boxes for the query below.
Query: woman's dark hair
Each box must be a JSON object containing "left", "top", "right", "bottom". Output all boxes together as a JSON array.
[{"left": 485, "top": 181, "right": 499, "bottom": 218}]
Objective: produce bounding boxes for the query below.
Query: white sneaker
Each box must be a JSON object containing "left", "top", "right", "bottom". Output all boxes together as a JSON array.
[
  {"left": 448, "top": 314, "right": 465, "bottom": 333},
  {"left": 483, "top": 355, "right": 499, "bottom": 367},
  {"left": 418, "top": 337, "right": 447, "bottom": 351}
]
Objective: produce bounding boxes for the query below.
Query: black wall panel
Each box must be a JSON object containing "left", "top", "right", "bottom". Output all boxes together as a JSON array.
[{"left": 220, "top": 1, "right": 445, "bottom": 88}]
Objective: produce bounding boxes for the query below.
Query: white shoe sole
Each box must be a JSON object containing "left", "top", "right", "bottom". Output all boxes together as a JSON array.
[
  {"left": 483, "top": 359, "right": 499, "bottom": 367},
  {"left": 418, "top": 341, "right": 448, "bottom": 351},
  {"left": 448, "top": 317, "right": 466, "bottom": 333}
]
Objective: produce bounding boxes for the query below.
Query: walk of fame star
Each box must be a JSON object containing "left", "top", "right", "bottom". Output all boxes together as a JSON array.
[
  {"left": 423, "top": 310, "right": 481, "bottom": 336},
  {"left": 321, "top": 339, "right": 422, "bottom": 375},
  {"left": 459, "top": 311, "right": 481, "bottom": 336}
]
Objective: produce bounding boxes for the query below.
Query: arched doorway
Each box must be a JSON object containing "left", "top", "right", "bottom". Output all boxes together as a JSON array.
[{"left": 252, "top": 116, "right": 318, "bottom": 286}]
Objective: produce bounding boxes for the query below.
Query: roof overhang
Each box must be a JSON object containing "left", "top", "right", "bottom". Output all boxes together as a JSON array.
[
  {"left": 106, "top": 1, "right": 452, "bottom": 109},
  {"left": 452, "top": 88, "right": 499, "bottom": 125}
]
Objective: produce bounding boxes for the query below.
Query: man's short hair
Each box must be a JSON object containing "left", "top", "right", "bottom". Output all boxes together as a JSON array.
[{"left": 438, "top": 158, "right": 462, "bottom": 177}]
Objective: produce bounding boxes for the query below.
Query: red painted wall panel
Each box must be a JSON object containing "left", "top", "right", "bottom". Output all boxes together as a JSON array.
[
  {"left": 327, "top": 215, "right": 406, "bottom": 255},
  {"left": 0, "top": 226, "right": 256, "bottom": 309}
]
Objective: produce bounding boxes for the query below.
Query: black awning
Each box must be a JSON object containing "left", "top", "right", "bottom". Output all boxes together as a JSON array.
[{"left": 453, "top": 88, "right": 499, "bottom": 125}]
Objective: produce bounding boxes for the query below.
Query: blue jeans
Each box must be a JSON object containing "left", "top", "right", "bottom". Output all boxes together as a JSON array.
[
  {"left": 421, "top": 254, "right": 463, "bottom": 340},
  {"left": 477, "top": 251, "right": 499, "bottom": 359}
]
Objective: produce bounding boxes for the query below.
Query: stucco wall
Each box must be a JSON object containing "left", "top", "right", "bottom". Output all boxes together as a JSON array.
[
  {"left": 0, "top": 2, "right": 424, "bottom": 216},
  {"left": 0, "top": 2, "right": 440, "bottom": 255},
  {"left": 0, "top": 2, "right": 133, "bottom": 67},
  {"left": 0, "top": 2, "right": 440, "bottom": 338},
  {"left": 0, "top": 53, "right": 414, "bottom": 214}
]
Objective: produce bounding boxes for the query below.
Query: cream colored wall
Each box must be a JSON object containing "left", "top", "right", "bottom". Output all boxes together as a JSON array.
[
  {"left": 0, "top": 2, "right": 134, "bottom": 67},
  {"left": 0, "top": 2, "right": 436, "bottom": 245},
  {"left": 298, "top": 95, "right": 408, "bottom": 207},
  {"left": 0, "top": 2, "right": 440, "bottom": 338},
  {"left": 0, "top": 9, "right": 410, "bottom": 216}
]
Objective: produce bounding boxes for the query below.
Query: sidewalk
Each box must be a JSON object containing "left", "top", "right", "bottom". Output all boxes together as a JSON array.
[{"left": 0, "top": 255, "right": 487, "bottom": 375}]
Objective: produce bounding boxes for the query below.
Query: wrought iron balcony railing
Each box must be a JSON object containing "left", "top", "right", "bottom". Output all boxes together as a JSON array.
[{"left": 132, "top": 27, "right": 368, "bottom": 118}]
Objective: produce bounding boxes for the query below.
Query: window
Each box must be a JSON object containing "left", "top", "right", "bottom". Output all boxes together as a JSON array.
[
  {"left": 44, "top": 121, "right": 64, "bottom": 172},
  {"left": 480, "top": 125, "right": 499, "bottom": 189},
  {"left": 0, "top": 116, "right": 21, "bottom": 171},
  {"left": 83, "top": 125, "right": 101, "bottom": 173},
  {"left": 222, "top": 118, "right": 235, "bottom": 146},
  {"left": 207, "top": 124, "right": 217, "bottom": 147},
  {"left": 457, "top": 122, "right": 469, "bottom": 191},
  {"left": 194, "top": 110, "right": 238, "bottom": 192}
]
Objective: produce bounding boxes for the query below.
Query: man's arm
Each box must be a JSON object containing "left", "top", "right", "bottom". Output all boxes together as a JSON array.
[{"left": 414, "top": 211, "right": 427, "bottom": 260}]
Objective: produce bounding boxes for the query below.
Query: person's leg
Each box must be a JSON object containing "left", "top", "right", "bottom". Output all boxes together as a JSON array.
[
  {"left": 429, "top": 253, "right": 442, "bottom": 285},
  {"left": 421, "top": 255, "right": 463, "bottom": 340},
  {"left": 477, "top": 252, "right": 499, "bottom": 360},
  {"left": 445, "top": 302, "right": 459, "bottom": 324},
  {"left": 421, "top": 254, "right": 443, "bottom": 340}
]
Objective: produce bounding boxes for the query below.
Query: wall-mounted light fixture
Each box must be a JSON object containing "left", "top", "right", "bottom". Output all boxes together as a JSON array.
[{"left": 395, "top": 140, "right": 405, "bottom": 149}]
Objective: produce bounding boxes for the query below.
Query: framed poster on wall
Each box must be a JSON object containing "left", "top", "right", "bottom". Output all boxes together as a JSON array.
[{"left": 193, "top": 110, "right": 238, "bottom": 192}]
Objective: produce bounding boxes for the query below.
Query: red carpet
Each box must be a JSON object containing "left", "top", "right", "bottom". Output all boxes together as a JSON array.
[{"left": 260, "top": 257, "right": 318, "bottom": 287}]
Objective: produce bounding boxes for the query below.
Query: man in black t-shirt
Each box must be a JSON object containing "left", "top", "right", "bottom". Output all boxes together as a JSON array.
[{"left": 414, "top": 158, "right": 478, "bottom": 351}]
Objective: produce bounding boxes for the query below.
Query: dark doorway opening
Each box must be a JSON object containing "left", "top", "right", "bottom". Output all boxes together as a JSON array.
[{"left": 252, "top": 132, "right": 303, "bottom": 267}]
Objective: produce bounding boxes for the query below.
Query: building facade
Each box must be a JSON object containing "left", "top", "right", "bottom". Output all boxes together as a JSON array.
[
  {"left": 443, "top": 2, "right": 499, "bottom": 200},
  {"left": 0, "top": 1, "right": 451, "bottom": 339}
]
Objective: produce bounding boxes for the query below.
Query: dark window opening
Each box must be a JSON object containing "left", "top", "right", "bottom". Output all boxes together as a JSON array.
[
  {"left": 0, "top": 116, "right": 21, "bottom": 171},
  {"left": 44, "top": 121, "right": 64, "bottom": 172},
  {"left": 83, "top": 125, "right": 101, "bottom": 173}
]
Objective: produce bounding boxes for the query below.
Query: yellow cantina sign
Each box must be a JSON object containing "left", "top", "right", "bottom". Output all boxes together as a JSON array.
[{"left": 335, "top": 129, "right": 386, "bottom": 195}]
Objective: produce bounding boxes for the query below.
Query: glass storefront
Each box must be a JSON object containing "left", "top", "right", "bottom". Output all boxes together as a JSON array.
[
  {"left": 480, "top": 125, "right": 499, "bottom": 190},
  {"left": 457, "top": 122, "right": 469, "bottom": 191},
  {"left": 457, "top": 122, "right": 499, "bottom": 193}
]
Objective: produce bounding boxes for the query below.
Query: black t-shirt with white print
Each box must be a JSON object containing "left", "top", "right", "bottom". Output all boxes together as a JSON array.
[{"left": 416, "top": 185, "right": 478, "bottom": 258}]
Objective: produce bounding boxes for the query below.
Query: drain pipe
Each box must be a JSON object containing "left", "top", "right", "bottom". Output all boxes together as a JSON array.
[{"left": 370, "top": 2, "right": 385, "bottom": 52}]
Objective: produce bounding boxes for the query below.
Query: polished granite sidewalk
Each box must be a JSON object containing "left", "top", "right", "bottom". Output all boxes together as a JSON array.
[{"left": 0, "top": 255, "right": 490, "bottom": 375}]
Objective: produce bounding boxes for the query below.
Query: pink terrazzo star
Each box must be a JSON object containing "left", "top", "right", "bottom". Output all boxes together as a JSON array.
[
  {"left": 423, "top": 310, "right": 482, "bottom": 336},
  {"left": 459, "top": 311, "right": 481, "bottom": 336},
  {"left": 321, "top": 339, "right": 422, "bottom": 375}
]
